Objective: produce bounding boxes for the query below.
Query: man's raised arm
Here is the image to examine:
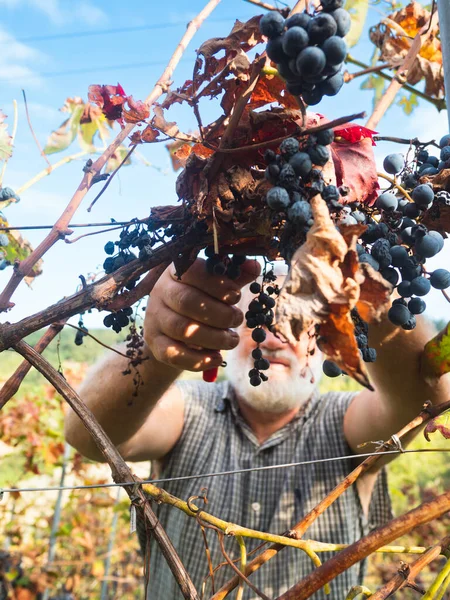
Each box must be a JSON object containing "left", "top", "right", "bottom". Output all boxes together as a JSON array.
[{"left": 64, "top": 258, "right": 260, "bottom": 463}]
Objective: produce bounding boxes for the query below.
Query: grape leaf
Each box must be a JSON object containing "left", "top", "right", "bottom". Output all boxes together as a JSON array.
[
  {"left": 78, "top": 112, "right": 110, "bottom": 153},
  {"left": 249, "top": 73, "right": 299, "bottom": 110},
  {"left": 274, "top": 196, "right": 391, "bottom": 388},
  {"left": 422, "top": 321, "right": 450, "bottom": 378},
  {"left": 344, "top": 0, "right": 369, "bottom": 48},
  {"left": 44, "top": 99, "right": 85, "bottom": 155},
  {"left": 122, "top": 95, "right": 150, "bottom": 124},
  {"left": 0, "top": 110, "right": 13, "bottom": 162},
  {"left": 88, "top": 83, "right": 127, "bottom": 123},
  {"left": 398, "top": 92, "right": 419, "bottom": 115},
  {"left": 424, "top": 412, "right": 450, "bottom": 441},
  {"left": 0, "top": 214, "right": 43, "bottom": 285}
]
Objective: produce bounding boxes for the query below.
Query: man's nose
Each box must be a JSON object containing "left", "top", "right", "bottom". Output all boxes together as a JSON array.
[{"left": 260, "top": 327, "right": 288, "bottom": 351}]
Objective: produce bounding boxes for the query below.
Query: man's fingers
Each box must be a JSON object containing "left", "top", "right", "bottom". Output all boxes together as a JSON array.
[
  {"left": 164, "top": 282, "right": 243, "bottom": 329},
  {"left": 151, "top": 334, "right": 223, "bottom": 372},
  {"left": 157, "top": 303, "right": 240, "bottom": 351},
  {"left": 168, "top": 258, "right": 261, "bottom": 305}
]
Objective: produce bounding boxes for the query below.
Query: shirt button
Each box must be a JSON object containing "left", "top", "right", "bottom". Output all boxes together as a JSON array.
[{"left": 251, "top": 502, "right": 261, "bottom": 512}]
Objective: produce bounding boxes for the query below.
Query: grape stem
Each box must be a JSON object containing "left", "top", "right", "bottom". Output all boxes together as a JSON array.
[
  {"left": 372, "top": 136, "right": 440, "bottom": 149},
  {"left": 377, "top": 172, "right": 413, "bottom": 202},
  {"left": 243, "top": 0, "right": 288, "bottom": 13},
  {"left": 64, "top": 323, "right": 132, "bottom": 360},
  {"left": 347, "top": 55, "right": 446, "bottom": 112}
]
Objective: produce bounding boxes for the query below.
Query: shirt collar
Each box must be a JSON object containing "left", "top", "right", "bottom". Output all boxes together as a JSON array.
[{"left": 215, "top": 380, "right": 320, "bottom": 450}]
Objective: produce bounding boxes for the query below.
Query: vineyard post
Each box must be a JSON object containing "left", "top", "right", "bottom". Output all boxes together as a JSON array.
[
  {"left": 437, "top": 0, "right": 450, "bottom": 131},
  {"left": 42, "top": 442, "right": 72, "bottom": 600},
  {"left": 100, "top": 487, "right": 121, "bottom": 600}
]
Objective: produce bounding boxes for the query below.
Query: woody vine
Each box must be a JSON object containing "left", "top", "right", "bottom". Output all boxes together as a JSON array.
[{"left": 1, "top": 0, "right": 450, "bottom": 598}]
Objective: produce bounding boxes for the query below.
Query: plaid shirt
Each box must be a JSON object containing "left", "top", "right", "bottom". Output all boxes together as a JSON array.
[{"left": 138, "top": 380, "right": 392, "bottom": 599}]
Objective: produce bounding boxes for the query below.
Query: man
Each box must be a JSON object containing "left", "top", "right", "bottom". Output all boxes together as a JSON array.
[{"left": 65, "top": 257, "right": 449, "bottom": 599}]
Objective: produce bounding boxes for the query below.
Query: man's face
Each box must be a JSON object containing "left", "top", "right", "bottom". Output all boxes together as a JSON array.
[{"left": 226, "top": 281, "right": 323, "bottom": 414}]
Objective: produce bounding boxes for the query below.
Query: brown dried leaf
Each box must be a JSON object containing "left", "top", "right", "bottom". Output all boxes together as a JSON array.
[
  {"left": 274, "top": 196, "right": 391, "bottom": 388},
  {"left": 249, "top": 73, "right": 299, "bottom": 110},
  {"left": 122, "top": 95, "right": 150, "bottom": 124},
  {"left": 369, "top": 1, "right": 443, "bottom": 98}
]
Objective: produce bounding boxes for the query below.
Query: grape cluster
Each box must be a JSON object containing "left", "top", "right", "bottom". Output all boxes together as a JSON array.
[
  {"left": 351, "top": 147, "right": 449, "bottom": 330},
  {"left": 74, "top": 316, "right": 88, "bottom": 346},
  {"left": 103, "top": 307, "right": 134, "bottom": 334},
  {"left": 245, "top": 278, "right": 281, "bottom": 386},
  {"left": 204, "top": 247, "right": 247, "bottom": 279},
  {"left": 263, "top": 130, "right": 337, "bottom": 261},
  {"left": 260, "top": 1, "right": 350, "bottom": 105}
]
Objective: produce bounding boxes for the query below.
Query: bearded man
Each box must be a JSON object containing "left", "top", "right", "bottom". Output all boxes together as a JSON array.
[{"left": 65, "top": 258, "right": 449, "bottom": 599}]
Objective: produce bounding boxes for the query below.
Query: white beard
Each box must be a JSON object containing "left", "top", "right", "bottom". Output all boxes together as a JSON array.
[{"left": 225, "top": 347, "right": 323, "bottom": 414}]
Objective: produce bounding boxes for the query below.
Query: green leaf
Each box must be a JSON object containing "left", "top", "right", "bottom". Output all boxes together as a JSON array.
[
  {"left": 0, "top": 110, "right": 13, "bottom": 162},
  {"left": 78, "top": 114, "right": 110, "bottom": 153},
  {"left": 423, "top": 321, "right": 450, "bottom": 377},
  {"left": 44, "top": 102, "right": 84, "bottom": 155},
  {"left": 344, "top": 0, "right": 369, "bottom": 48},
  {"left": 0, "top": 214, "right": 42, "bottom": 284},
  {"left": 361, "top": 75, "right": 386, "bottom": 110},
  {"left": 398, "top": 92, "right": 419, "bottom": 115},
  {"left": 105, "top": 144, "right": 132, "bottom": 174}
]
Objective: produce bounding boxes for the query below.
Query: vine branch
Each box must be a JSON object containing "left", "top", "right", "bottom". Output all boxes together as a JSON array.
[{"left": 12, "top": 339, "right": 200, "bottom": 600}]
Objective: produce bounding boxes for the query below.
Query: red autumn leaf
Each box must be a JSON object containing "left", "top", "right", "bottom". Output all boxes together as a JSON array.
[
  {"left": 88, "top": 83, "right": 127, "bottom": 122},
  {"left": 334, "top": 125, "right": 378, "bottom": 146},
  {"left": 331, "top": 133, "right": 380, "bottom": 206},
  {"left": 122, "top": 95, "right": 150, "bottom": 124},
  {"left": 191, "top": 143, "right": 214, "bottom": 159}
]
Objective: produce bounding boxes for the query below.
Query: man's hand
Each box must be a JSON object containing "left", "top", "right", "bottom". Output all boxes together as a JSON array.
[{"left": 144, "top": 258, "right": 261, "bottom": 372}]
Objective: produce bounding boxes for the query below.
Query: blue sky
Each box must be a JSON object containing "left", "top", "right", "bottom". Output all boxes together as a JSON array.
[{"left": 0, "top": 0, "right": 449, "bottom": 332}]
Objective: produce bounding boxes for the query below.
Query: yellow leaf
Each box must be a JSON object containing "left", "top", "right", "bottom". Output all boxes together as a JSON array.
[{"left": 345, "top": 0, "right": 369, "bottom": 48}]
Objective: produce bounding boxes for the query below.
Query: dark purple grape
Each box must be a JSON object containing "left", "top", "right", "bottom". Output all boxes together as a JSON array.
[
  {"left": 256, "top": 358, "right": 270, "bottom": 370},
  {"left": 409, "top": 276, "right": 431, "bottom": 296},
  {"left": 315, "top": 128, "right": 334, "bottom": 145},
  {"left": 252, "top": 328, "right": 267, "bottom": 343},
  {"left": 362, "top": 347, "right": 377, "bottom": 362},
  {"left": 104, "top": 241, "right": 115, "bottom": 255},
  {"left": 252, "top": 347, "right": 263, "bottom": 359},
  {"left": 296, "top": 46, "right": 326, "bottom": 77},
  {"left": 250, "top": 282, "right": 261, "bottom": 294},
  {"left": 412, "top": 184, "right": 434, "bottom": 207},
  {"left": 403, "top": 203, "right": 421, "bottom": 219},
  {"left": 383, "top": 153, "right": 404, "bottom": 174},
  {"left": 323, "top": 359, "right": 342, "bottom": 377},
  {"left": 439, "top": 134, "right": 450, "bottom": 148},
  {"left": 359, "top": 253, "right": 379, "bottom": 271},
  {"left": 440, "top": 146, "right": 450, "bottom": 162},
  {"left": 408, "top": 297, "right": 426, "bottom": 315},
  {"left": 388, "top": 303, "right": 411, "bottom": 326},
  {"left": 282, "top": 26, "right": 309, "bottom": 57},
  {"left": 286, "top": 12, "right": 311, "bottom": 29},
  {"left": 415, "top": 234, "right": 442, "bottom": 258},
  {"left": 307, "top": 144, "right": 330, "bottom": 166},
  {"left": 321, "top": 0, "right": 344, "bottom": 10},
  {"left": 302, "top": 87, "right": 323, "bottom": 105},
  {"left": 397, "top": 280, "right": 411, "bottom": 297},
  {"left": 402, "top": 314, "right": 417, "bottom": 330},
  {"left": 307, "top": 13, "right": 337, "bottom": 43},
  {"left": 376, "top": 192, "right": 398, "bottom": 212},
  {"left": 266, "top": 186, "right": 290, "bottom": 210},
  {"left": 280, "top": 137, "right": 300, "bottom": 158},
  {"left": 266, "top": 36, "right": 287, "bottom": 63},
  {"left": 321, "top": 36, "right": 347, "bottom": 65},
  {"left": 380, "top": 267, "right": 399, "bottom": 286},
  {"left": 320, "top": 70, "right": 344, "bottom": 96},
  {"left": 250, "top": 375, "right": 262, "bottom": 387},
  {"left": 260, "top": 11, "right": 285, "bottom": 39},
  {"left": 289, "top": 152, "right": 313, "bottom": 176},
  {"left": 430, "top": 269, "right": 450, "bottom": 289},
  {"left": 286, "top": 80, "right": 304, "bottom": 96},
  {"left": 330, "top": 8, "right": 351, "bottom": 36},
  {"left": 288, "top": 200, "right": 312, "bottom": 224}
]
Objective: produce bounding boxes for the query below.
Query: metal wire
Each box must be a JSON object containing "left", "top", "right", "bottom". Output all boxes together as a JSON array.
[{"left": 1, "top": 448, "right": 449, "bottom": 497}]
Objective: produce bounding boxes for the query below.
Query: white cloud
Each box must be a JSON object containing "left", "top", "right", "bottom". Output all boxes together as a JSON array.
[
  {"left": 0, "top": 0, "right": 107, "bottom": 25},
  {"left": 0, "top": 26, "right": 46, "bottom": 87}
]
